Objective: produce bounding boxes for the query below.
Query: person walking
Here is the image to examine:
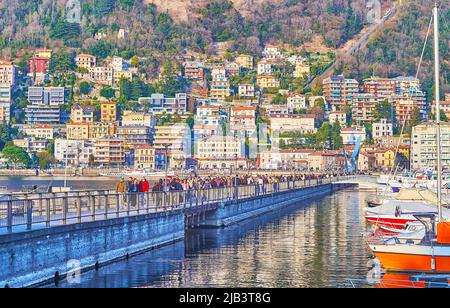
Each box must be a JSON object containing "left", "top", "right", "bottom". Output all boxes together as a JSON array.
[{"left": 116, "top": 176, "right": 127, "bottom": 209}]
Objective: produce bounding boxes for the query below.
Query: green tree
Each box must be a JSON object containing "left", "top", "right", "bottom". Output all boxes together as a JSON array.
[
  {"left": 49, "top": 50, "right": 76, "bottom": 75},
  {"left": 130, "top": 55, "right": 140, "bottom": 67},
  {"left": 100, "top": 87, "right": 116, "bottom": 99},
  {"left": 373, "top": 100, "right": 392, "bottom": 121},
  {"left": 2, "top": 145, "right": 31, "bottom": 169},
  {"left": 79, "top": 82, "right": 91, "bottom": 95}
]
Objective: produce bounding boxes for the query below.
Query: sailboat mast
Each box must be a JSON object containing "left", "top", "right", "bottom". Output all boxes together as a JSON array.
[{"left": 433, "top": 3, "right": 442, "bottom": 221}]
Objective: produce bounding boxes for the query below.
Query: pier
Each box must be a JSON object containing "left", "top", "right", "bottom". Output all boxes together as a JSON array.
[{"left": 0, "top": 176, "right": 357, "bottom": 288}]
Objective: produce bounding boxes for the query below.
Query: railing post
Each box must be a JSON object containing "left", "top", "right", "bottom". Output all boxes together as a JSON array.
[
  {"left": 7, "top": 198, "right": 13, "bottom": 233},
  {"left": 77, "top": 192, "right": 82, "bottom": 223},
  {"left": 46, "top": 197, "right": 50, "bottom": 227},
  {"left": 104, "top": 194, "right": 109, "bottom": 220},
  {"left": 26, "top": 199, "right": 33, "bottom": 231},
  {"left": 91, "top": 193, "right": 96, "bottom": 221},
  {"left": 116, "top": 193, "right": 120, "bottom": 218},
  {"left": 62, "top": 192, "right": 68, "bottom": 225}
]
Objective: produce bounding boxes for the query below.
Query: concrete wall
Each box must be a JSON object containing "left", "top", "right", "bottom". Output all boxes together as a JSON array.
[
  {"left": 201, "top": 183, "right": 351, "bottom": 227},
  {"left": 0, "top": 210, "right": 185, "bottom": 288}
]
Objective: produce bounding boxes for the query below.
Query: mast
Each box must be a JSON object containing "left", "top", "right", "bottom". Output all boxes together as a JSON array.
[{"left": 433, "top": 3, "right": 442, "bottom": 221}]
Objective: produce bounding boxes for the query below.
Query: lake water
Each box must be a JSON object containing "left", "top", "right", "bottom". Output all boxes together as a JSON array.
[{"left": 47, "top": 188, "right": 374, "bottom": 288}]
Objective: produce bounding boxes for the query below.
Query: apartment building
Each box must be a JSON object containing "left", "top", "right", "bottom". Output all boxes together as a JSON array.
[
  {"left": 256, "top": 75, "right": 280, "bottom": 89},
  {"left": 25, "top": 105, "right": 60, "bottom": 125},
  {"left": 66, "top": 123, "right": 91, "bottom": 140},
  {"left": 373, "top": 119, "right": 393, "bottom": 140},
  {"left": 138, "top": 93, "right": 187, "bottom": 115},
  {"left": 100, "top": 101, "right": 117, "bottom": 122},
  {"left": 23, "top": 125, "right": 54, "bottom": 139},
  {"left": 121, "top": 111, "right": 153, "bottom": 127},
  {"left": 411, "top": 122, "right": 450, "bottom": 171},
  {"left": 193, "top": 105, "right": 226, "bottom": 141},
  {"left": 362, "top": 77, "right": 396, "bottom": 99},
  {"left": 323, "top": 75, "right": 359, "bottom": 106},
  {"left": 329, "top": 111, "right": 347, "bottom": 127},
  {"left": 287, "top": 94, "right": 307, "bottom": 109},
  {"left": 70, "top": 104, "right": 95, "bottom": 123},
  {"left": 117, "top": 125, "right": 152, "bottom": 147},
  {"left": 230, "top": 106, "right": 257, "bottom": 135},
  {"left": 89, "top": 66, "right": 113, "bottom": 86},
  {"left": 75, "top": 54, "right": 96, "bottom": 69},
  {"left": 90, "top": 122, "right": 117, "bottom": 139},
  {"left": 257, "top": 60, "right": 272, "bottom": 75},
  {"left": 340, "top": 126, "right": 366, "bottom": 145},
  {"left": 393, "top": 89, "right": 427, "bottom": 124},
  {"left": 0, "top": 62, "right": 17, "bottom": 86},
  {"left": 196, "top": 135, "right": 243, "bottom": 159},
  {"left": 0, "top": 102, "right": 10, "bottom": 124},
  {"left": 0, "top": 84, "right": 12, "bottom": 102},
  {"left": 28, "top": 87, "right": 66, "bottom": 105},
  {"left": 239, "top": 84, "right": 255, "bottom": 97},
  {"left": 94, "top": 137, "right": 126, "bottom": 166},
  {"left": 183, "top": 62, "right": 204, "bottom": 80},
  {"left": 134, "top": 144, "right": 156, "bottom": 169},
  {"left": 258, "top": 149, "right": 314, "bottom": 170},
  {"left": 236, "top": 54, "right": 254, "bottom": 69},
  {"left": 269, "top": 114, "right": 318, "bottom": 133},
  {"left": 351, "top": 93, "right": 382, "bottom": 122},
  {"left": 394, "top": 76, "right": 421, "bottom": 94}
]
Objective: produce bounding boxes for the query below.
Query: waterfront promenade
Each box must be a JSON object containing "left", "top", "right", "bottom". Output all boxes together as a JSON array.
[
  {"left": 0, "top": 176, "right": 351, "bottom": 234},
  {"left": 0, "top": 175, "right": 358, "bottom": 288}
]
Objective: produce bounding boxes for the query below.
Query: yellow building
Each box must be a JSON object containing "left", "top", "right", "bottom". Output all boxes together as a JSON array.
[
  {"left": 113, "top": 70, "right": 132, "bottom": 85},
  {"left": 90, "top": 122, "right": 117, "bottom": 139},
  {"left": 100, "top": 102, "right": 117, "bottom": 122},
  {"left": 374, "top": 148, "right": 396, "bottom": 169},
  {"left": 294, "top": 63, "right": 311, "bottom": 78},
  {"left": 70, "top": 104, "right": 95, "bottom": 123},
  {"left": 66, "top": 123, "right": 91, "bottom": 140},
  {"left": 35, "top": 49, "right": 52, "bottom": 59},
  {"left": 256, "top": 75, "right": 280, "bottom": 89},
  {"left": 236, "top": 54, "right": 254, "bottom": 69}
]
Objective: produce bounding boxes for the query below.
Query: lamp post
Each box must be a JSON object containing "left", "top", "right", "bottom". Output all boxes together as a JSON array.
[
  {"left": 63, "top": 144, "right": 72, "bottom": 188},
  {"left": 163, "top": 143, "right": 170, "bottom": 193}
]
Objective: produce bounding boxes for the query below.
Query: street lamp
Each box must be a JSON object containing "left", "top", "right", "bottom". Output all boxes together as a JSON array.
[
  {"left": 63, "top": 144, "right": 73, "bottom": 188},
  {"left": 163, "top": 143, "right": 170, "bottom": 193}
]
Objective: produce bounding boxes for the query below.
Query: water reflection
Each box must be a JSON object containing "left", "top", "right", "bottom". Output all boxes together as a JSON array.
[{"left": 51, "top": 189, "right": 372, "bottom": 288}]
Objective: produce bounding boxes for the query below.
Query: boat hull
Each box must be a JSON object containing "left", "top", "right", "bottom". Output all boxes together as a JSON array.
[
  {"left": 370, "top": 245, "right": 450, "bottom": 273},
  {"left": 366, "top": 215, "right": 416, "bottom": 230}
]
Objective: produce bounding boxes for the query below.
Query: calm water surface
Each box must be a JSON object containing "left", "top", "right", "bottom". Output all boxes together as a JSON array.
[{"left": 48, "top": 189, "right": 372, "bottom": 288}]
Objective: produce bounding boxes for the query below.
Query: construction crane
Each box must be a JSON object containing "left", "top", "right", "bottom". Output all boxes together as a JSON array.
[{"left": 343, "top": 136, "right": 362, "bottom": 174}]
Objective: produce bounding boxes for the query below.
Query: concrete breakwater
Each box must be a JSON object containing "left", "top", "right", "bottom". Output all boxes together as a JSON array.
[{"left": 0, "top": 181, "right": 356, "bottom": 288}]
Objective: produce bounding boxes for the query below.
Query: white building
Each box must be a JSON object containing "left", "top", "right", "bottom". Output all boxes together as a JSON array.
[
  {"left": 329, "top": 111, "right": 347, "bottom": 127},
  {"left": 373, "top": 119, "right": 393, "bottom": 140},
  {"left": 239, "top": 84, "right": 255, "bottom": 97},
  {"left": 54, "top": 139, "right": 94, "bottom": 166},
  {"left": 287, "top": 94, "right": 307, "bottom": 109},
  {"left": 257, "top": 60, "right": 272, "bottom": 75}
]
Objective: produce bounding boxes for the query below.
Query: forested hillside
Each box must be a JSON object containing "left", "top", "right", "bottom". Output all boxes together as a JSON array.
[
  {"left": 339, "top": 0, "right": 450, "bottom": 99},
  {"left": 0, "top": 0, "right": 371, "bottom": 77}
]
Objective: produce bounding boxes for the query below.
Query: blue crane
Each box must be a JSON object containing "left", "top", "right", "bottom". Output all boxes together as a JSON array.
[{"left": 343, "top": 136, "right": 362, "bottom": 174}]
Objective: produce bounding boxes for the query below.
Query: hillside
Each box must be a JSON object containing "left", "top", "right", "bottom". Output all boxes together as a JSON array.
[
  {"left": 340, "top": 0, "right": 450, "bottom": 99},
  {"left": 0, "top": 0, "right": 376, "bottom": 76}
]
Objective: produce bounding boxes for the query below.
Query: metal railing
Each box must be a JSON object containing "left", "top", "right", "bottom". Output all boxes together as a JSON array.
[{"left": 0, "top": 176, "right": 345, "bottom": 234}]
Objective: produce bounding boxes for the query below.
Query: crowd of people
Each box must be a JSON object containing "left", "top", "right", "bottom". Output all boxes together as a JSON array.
[{"left": 116, "top": 173, "right": 342, "bottom": 194}]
